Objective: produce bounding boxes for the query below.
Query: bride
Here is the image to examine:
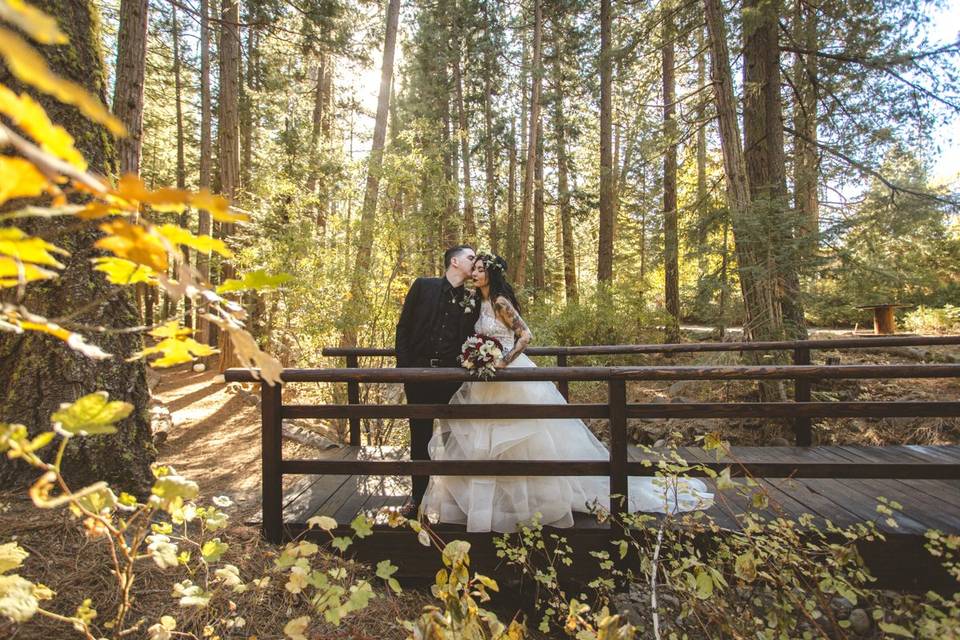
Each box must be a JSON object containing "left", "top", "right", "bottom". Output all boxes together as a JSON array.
[{"left": 421, "top": 253, "right": 713, "bottom": 533}]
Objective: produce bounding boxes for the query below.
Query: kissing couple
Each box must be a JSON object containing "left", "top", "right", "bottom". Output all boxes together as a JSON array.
[{"left": 394, "top": 244, "right": 713, "bottom": 533}]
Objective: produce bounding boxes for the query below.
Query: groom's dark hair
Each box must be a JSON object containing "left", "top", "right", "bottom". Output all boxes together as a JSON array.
[{"left": 443, "top": 244, "right": 474, "bottom": 269}]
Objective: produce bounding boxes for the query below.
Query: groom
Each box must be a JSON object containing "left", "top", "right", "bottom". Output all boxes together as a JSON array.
[{"left": 395, "top": 244, "right": 479, "bottom": 517}]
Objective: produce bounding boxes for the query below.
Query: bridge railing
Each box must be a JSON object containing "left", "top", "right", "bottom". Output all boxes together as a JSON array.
[
  {"left": 322, "top": 335, "right": 960, "bottom": 447},
  {"left": 224, "top": 361, "right": 960, "bottom": 543}
]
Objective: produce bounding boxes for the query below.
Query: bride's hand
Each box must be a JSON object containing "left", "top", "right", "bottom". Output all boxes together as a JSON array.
[{"left": 494, "top": 359, "right": 508, "bottom": 369}]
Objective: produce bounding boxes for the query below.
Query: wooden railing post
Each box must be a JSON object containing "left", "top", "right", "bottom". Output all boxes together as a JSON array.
[
  {"left": 793, "top": 347, "right": 813, "bottom": 446},
  {"left": 557, "top": 354, "right": 569, "bottom": 400},
  {"left": 346, "top": 354, "right": 361, "bottom": 446},
  {"left": 608, "top": 379, "right": 628, "bottom": 524},
  {"left": 261, "top": 381, "right": 283, "bottom": 544}
]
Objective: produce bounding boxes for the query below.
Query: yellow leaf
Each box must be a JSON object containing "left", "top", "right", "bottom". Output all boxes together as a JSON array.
[
  {"left": 75, "top": 202, "right": 131, "bottom": 220},
  {"left": 0, "top": 86, "right": 85, "bottom": 168},
  {"left": 94, "top": 219, "right": 168, "bottom": 272},
  {"left": 0, "top": 155, "right": 48, "bottom": 205},
  {"left": 155, "top": 223, "right": 232, "bottom": 257},
  {"left": 0, "top": 27, "right": 125, "bottom": 135},
  {"left": 15, "top": 319, "right": 111, "bottom": 359},
  {"left": 91, "top": 256, "right": 156, "bottom": 285},
  {"left": 191, "top": 188, "right": 248, "bottom": 222},
  {"left": 0, "top": 0, "right": 67, "bottom": 44},
  {"left": 0, "top": 256, "right": 57, "bottom": 286},
  {"left": 134, "top": 337, "right": 218, "bottom": 367},
  {"left": 112, "top": 174, "right": 189, "bottom": 212},
  {"left": 0, "top": 226, "right": 67, "bottom": 267},
  {"left": 148, "top": 320, "right": 192, "bottom": 339}
]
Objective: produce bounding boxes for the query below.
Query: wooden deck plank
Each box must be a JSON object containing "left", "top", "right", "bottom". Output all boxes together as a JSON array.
[
  {"left": 898, "top": 479, "right": 960, "bottom": 509},
  {"left": 852, "top": 478, "right": 960, "bottom": 531},
  {"left": 282, "top": 446, "right": 356, "bottom": 510},
  {"left": 277, "top": 446, "right": 960, "bottom": 537},
  {"left": 801, "top": 478, "right": 929, "bottom": 534}
]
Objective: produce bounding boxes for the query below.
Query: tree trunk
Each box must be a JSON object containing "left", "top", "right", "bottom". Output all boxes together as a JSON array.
[
  {"left": 0, "top": 0, "right": 154, "bottom": 492},
  {"left": 172, "top": 4, "right": 192, "bottom": 328},
  {"left": 241, "top": 27, "right": 256, "bottom": 192},
  {"left": 197, "top": 0, "right": 213, "bottom": 346},
  {"left": 695, "top": 25, "right": 712, "bottom": 316},
  {"left": 307, "top": 56, "right": 327, "bottom": 231},
  {"left": 743, "top": 0, "right": 806, "bottom": 339},
  {"left": 793, "top": 0, "right": 819, "bottom": 261},
  {"left": 551, "top": 23, "right": 578, "bottom": 304},
  {"left": 216, "top": 0, "right": 242, "bottom": 372},
  {"left": 453, "top": 47, "right": 477, "bottom": 242},
  {"left": 483, "top": 4, "right": 498, "bottom": 254},
  {"left": 705, "top": 0, "right": 774, "bottom": 338},
  {"left": 506, "top": 120, "right": 518, "bottom": 267},
  {"left": 113, "top": 0, "right": 148, "bottom": 175},
  {"left": 533, "top": 120, "right": 545, "bottom": 292},
  {"left": 597, "top": 0, "right": 615, "bottom": 284},
  {"left": 343, "top": 0, "right": 401, "bottom": 346},
  {"left": 663, "top": 3, "right": 680, "bottom": 342},
  {"left": 515, "top": 0, "right": 542, "bottom": 286}
]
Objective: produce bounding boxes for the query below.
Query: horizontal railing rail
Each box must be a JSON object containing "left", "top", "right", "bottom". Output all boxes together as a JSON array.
[
  {"left": 321, "top": 335, "right": 960, "bottom": 357},
  {"left": 224, "top": 361, "right": 960, "bottom": 543},
  {"left": 321, "top": 335, "right": 960, "bottom": 446}
]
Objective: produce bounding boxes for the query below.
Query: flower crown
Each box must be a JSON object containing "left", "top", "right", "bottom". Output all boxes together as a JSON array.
[{"left": 476, "top": 252, "right": 506, "bottom": 274}]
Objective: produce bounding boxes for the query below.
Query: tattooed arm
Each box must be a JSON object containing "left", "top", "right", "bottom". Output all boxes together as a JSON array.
[{"left": 493, "top": 296, "right": 533, "bottom": 367}]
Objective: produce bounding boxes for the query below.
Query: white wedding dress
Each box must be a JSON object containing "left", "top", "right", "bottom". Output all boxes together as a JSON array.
[{"left": 421, "top": 299, "right": 714, "bottom": 533}]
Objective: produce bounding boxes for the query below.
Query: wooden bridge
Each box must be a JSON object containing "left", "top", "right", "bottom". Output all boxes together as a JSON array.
[{"left": 224, "top": 335, "right": 960, "bottom": 590}]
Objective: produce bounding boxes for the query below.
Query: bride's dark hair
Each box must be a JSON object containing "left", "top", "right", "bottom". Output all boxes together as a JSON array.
[{"left": 476, "top": 253, "right": 521, "bottom": 314}]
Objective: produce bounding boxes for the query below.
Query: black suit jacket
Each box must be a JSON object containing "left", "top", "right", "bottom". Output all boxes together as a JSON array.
[{"left": 395, "top": 277, "right": 480, "bottom": 367}]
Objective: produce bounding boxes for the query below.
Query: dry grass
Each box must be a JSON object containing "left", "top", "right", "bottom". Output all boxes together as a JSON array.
[{"left": 0, "top": 492, "right": 434, "bottom": 639}]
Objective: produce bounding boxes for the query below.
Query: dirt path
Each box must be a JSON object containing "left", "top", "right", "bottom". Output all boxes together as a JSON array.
[{"left": 152, "top": 366, "right": 264, "bottom": 518}]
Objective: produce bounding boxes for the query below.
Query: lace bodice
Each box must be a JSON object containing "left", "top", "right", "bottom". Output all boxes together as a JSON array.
[{"left": 474, "top": 299, "right": 515, "bottom": 352}]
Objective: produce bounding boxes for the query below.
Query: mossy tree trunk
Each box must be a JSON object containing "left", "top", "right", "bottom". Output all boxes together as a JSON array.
[{"left": 0, "top": 0, "right": 155, "bottom": 493}]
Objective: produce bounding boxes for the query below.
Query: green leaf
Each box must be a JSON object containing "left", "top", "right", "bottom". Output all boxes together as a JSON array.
[
  {"left": 475, "top": 574, "right": 499, "bottom": 592},
  {"left": 331, "top": 536, "right": 352, "bottom": 552},
  {"left": 216, "top": 269, "right": 292, "bottom": 294},
  {"left": 0, "top": 543, "right": 28, "bottom": 574},
  {"left": 350, "top": 513, "right": 373, "bottom": 539},
  {"left": 442, "top": 540, "right": 471, "bottom": 568},
  {"left": 0, "top": 574, "right": 38, "bottom": 622},
  {"left": 877, "top": 622, "right": 914, "bottom": 638},
  {"left": 376, "top": 559, "right": 398, "bottom": 580},
  {"left": 51, "top": 392, "right": 132, "bottom": 436},
  {"left": 307, "top": 515, "right": 338, "bottom": 531},
  {"left": 151, "top": 475, "right": 199, "bottom": 505},
  {"left": 695, "top": 570, "right": 714, "bottom": 599},
  {"left": 751, "top": 491, "right": 769, "bottom": 510},
  {"left": 201, "top": 538, "right": 228, "bottom": 563}
]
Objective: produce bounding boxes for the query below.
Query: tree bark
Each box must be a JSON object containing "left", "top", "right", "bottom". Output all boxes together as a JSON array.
[
  {"left": 506, "top": 119, "right": 518, "bottom": 267},
  {"left": 0, "top": 0, "right": 154, "bottom": 492},
  {"left": 216, "top": 0, "right": 242, "bottom": 372},
  {"left": 515, "top": 0, "right": 541, "bottom": 287},
  {"left": 197, "top": 0, "right": 213, "bottom": 347},
  {"left": 551, "top": 21, "right": 578, "bottom": 304},
  {"left": 343, "top": 0, "right": 401, "bottom": 346},
  {"left": 533, "top": 119, "right": 545, "bottom": 292},
  {"left": 793, "top": 0, "right": 819, "bottom": 260},
  {"left": 453, "top": 44, "right": 477, "bottom": 242},
  {"left": 482, "top": 4, "right": 498, "bottom": 254},
  {"left": 597, "top": 0, "right": 615, "bottom": 284},
  {"left": 307, "top": 57, "right": 327, "bottom": 231},
  {"left": 743, "top": 0, "right": 806, "bottom": 339},
  {"left": 705, "top": 0, "right": 774, "bottom": 338},
  {"left": 113, "top": 0, "right": 148, "bottom": 175},
  {"left": 172, "top": 4, "right": 192, "bottom": 329},
  {"left": 663, "top": 2, "right": 680, "bottom": 342}
]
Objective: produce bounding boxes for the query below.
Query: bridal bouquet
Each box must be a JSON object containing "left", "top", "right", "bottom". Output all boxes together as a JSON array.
[{"left": 459, "top": 333, "right": 504, "bottom": 380}]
